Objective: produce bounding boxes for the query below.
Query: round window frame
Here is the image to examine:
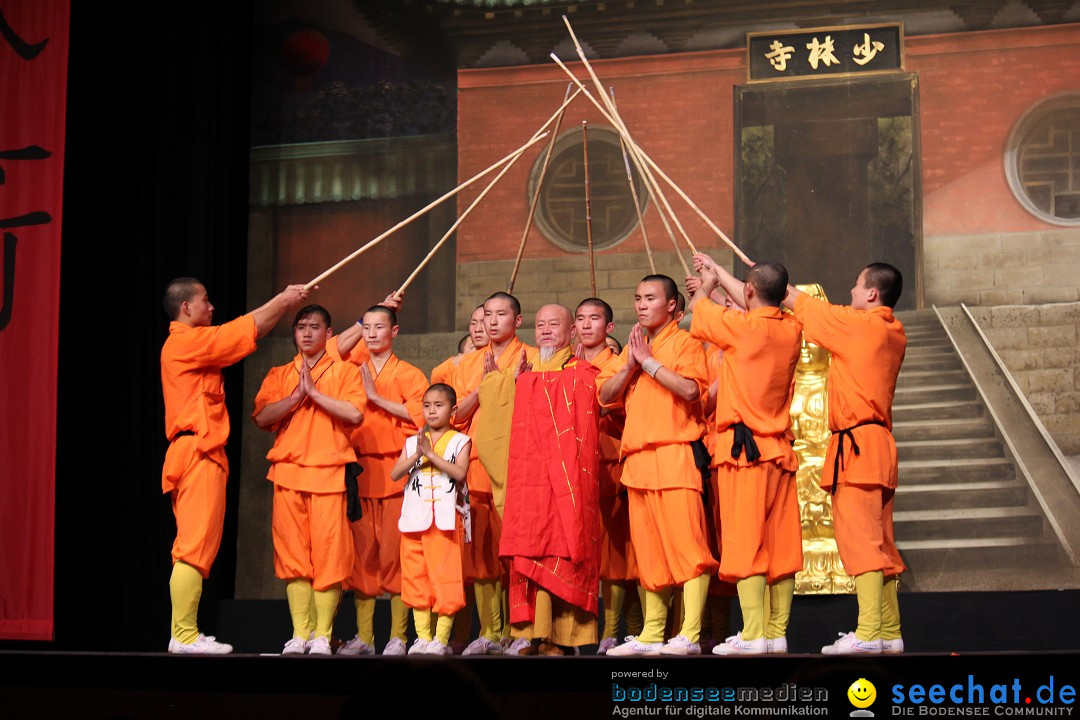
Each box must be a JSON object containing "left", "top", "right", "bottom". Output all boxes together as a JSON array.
[
  {"left": 526, "top": 125, "right": 649, "bottom": 253},
  {"left": 1004, "top": 91, "right": 1080, "bottom": 227}
]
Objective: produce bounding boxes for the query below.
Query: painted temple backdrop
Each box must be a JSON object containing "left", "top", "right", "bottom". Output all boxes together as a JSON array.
[{"left": 236, "top": 0, "right": 1080, "bottom": 601}]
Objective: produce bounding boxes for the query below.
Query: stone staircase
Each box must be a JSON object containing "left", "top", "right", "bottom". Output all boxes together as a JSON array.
[{"left": 891, "top": 309, "right": 1070, "bottom": 585}]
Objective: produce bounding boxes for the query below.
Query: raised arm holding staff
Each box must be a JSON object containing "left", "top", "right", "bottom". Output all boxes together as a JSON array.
[
  {"left": 161, "top": 279, "right": 308, "bottom": 655},
  {"left": 689, "top": 260, "right": 803, "bottom": 656},
  {"left": 784, "top": 264, "right": 908, "bottom": 655}
]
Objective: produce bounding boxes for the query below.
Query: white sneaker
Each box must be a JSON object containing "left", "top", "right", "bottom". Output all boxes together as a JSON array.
[
  {"left": 408, "top": 638, "right": 431, "bottom": 655},
  {"left": 766, "top": 636, "right": 788, "bottom": 654},
  {"left": 168, "top": 633, "right": 233, "bottom": 655},
  {"left": 462, "top": 637, "right": 504, "bottom": 655},
  {"left": 882, "top": 637, "right": 905, "bottom": 654},
  {"left": 504, "top": 637, "right": 532, "bottom": 656},
  {"left": 712, "top": 632, "right": 767, "bottom": 655},
  {"left": 337, "top": 635, "right": 375, "bottom": 656},
  {"left": 821, "top": 631, "right": 883, "bottom": 654},
  {"left": 308, "top": 636, "right": 332, "bottom": 655},
  {"left": 606, "top": 636, "right": 663, "bottom": 657},
  {"left": 660, "top": 635, "right": 701, "bottom": 655},
  {"left": 424, "top": 639, "right": 452, "bottom": 655},
  {"left": 596, "top": 637, "right": 619, "bottom": 655},
  {"left": 382, "top": 637, "right": 408, "bottom": 656},
  {"left": 281, "top": 636, "right": 309, "bottom": 655}
]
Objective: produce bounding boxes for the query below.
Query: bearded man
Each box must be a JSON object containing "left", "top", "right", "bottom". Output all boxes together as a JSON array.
[{"left": 479, "top": 303, "right": 602, "bottom": 655}]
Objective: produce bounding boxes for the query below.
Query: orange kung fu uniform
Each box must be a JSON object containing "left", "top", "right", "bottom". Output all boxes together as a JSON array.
[
  {"left": 689, "top": 300, "right": 803, "bottom": 585},
  {"left": 430, "top": 355, "right": 458, "bottom": 386},
  {"left": 701, "top": 344, "right": 737, "bottom": 599},
  {"left": 451, "top": 335, "right": 536, "bottom": 582},
  {"left": 793, "top": 294, "right": 907, "bottom": 577},
  {"left": 591, "top": 346, "right": 636, "bottom": 584},
  {"left": 253, "top": 353, "right": 365, "bottom": 591},
  {"left": 161, "top": 314, "right": 258, "bottom": 577},
  {"left": 595, "top": 320, "right": 717, "bottom": 593},
  {"left": 346, "top": 353, "right": 426, "bottom": 599}
]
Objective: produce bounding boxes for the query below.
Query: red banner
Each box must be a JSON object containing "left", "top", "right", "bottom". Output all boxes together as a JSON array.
[{"left": 0, "top": 1, "right": 69, "bottom": 641}]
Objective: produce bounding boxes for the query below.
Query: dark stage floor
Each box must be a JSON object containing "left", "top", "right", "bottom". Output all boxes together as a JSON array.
[{"left": 2, "top": 590, "right": 1079, "bottom": 720}]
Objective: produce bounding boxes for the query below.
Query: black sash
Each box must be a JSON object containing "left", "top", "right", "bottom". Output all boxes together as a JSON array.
[
  {"left": 169, "top": 429, "right": 195, "bottom": 442},
  {"left": 730, "top": 422, "right": 761, "bottom": 464},
  {"left": 831, "top": 420, "right": 888, "bottom": 494},
  {"left": 690, "top": 438, "right": 712, "bottom": 503},
  {"left": 344, "top": 462, "right": 364, "bottom": 522}
]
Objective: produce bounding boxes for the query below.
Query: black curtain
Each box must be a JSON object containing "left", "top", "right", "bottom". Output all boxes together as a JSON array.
[{"left": 47, "top": 2, "right": 253, "bottom": 651}]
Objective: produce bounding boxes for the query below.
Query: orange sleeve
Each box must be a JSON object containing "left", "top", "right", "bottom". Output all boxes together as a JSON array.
[
  {"left": 793, "top": 293, "right": 856, "bottom": 351},
  {"left": 397, "top": 362, "right": 428, "bottom": 431},
  {"left": 171, "top": 315, "right": 258, "bottom": 368},
  {"left": 594, "top": 348, "right": 630, "bottom": 409},
  {"left": 252, "top": 364, "right": 293, "bottom": 433},
  {"left": 666, "top": 331, "right": 709, "bottom": 402},
  {"left": 430, "top": 356, "right": 454, "bottom": 386},
  {"left": 326, "top": 333, "right": 371, "bottom": 366},
  {"left": 338, "top": 362, "right": 367, "bottom": 417},
  {"left": 689, "top": 297, "right": 741, "bottom": 353}
]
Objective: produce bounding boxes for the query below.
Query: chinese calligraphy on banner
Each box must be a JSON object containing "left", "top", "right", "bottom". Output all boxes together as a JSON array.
[
  {"left": 747, "top": 24, "right": 903, "bottom": 82},
  {"left": 0, "top": 0, "right": 70, "bottom": 641}
]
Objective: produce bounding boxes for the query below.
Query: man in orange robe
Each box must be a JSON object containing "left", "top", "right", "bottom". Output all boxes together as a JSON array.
[
  {"left": 451, "top": 291, "right": 537, "bottom": 654},
  {"left": 330, "top": 305, "right": 428, "bottom": 656},
  {"left": 488, "top": 303, "right": 601, "bottom": 654},
  {"left": 431, "top": 305, "right": 487, "bottom": 385},
  {"left": 575, "top": 298, "right": 637, "bottom": 654},
  {"left": 597, "top": 275, "right": 718, "bottom": 656},
  {"left": 785, "top": 263, "right": 907, "bottom": 654},
  {"left": 253, "top": 304, "right": 366, "bottom": 655},
  {"left": 689, "top": 257, "right": 802, "bottom": 655},
  {"left": 160, "top": 277, "right": 307, "bottom": 654}
]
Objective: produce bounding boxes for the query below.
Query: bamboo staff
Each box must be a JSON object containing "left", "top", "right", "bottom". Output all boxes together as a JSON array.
[
  {"left": 508, "top": 83, "right": 575, "bottom": 293},
  {"left": 550, "top": 52, "right": 692, "bottom": 277},
  {"left": 559, "top": 16, "right": 753, "bottom": 267},
  {"left": 582, "top": 120, "right": 597, "bottom": 296},
  {"left": 395, "top": 90, "right": 587, "bottom": 295},
  {"left": 396, "top": 136, "right": 543, "bottom": 296},
  {"left": 611, "top": 86, "right": 655, "bottom": 274},
  {"left": 306, "top": 89, "right": 581, "bottom": 291}
]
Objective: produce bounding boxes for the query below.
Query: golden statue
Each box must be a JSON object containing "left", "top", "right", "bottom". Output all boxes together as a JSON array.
[{"left": 790, "top": 284, "right": 854, "bottom": 594}]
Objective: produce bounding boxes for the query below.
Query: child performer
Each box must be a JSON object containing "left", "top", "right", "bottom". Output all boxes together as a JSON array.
[{"left": 390, "top": 383, "right": 472, "bottom": 655}]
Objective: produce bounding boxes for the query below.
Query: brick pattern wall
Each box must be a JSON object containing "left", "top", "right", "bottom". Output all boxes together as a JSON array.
[
  {"left": 455, "top": 25, "right": 1080, "bottom": 313},
  {"left": 456, "top": 52, "right": 743, "bottom": 266},
  {"left": 968, "top": 303, "right": 1080, "bottom": 454}
]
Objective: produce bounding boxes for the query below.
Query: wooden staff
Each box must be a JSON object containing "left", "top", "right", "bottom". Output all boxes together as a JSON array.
[
  {"left": 582, "top": 120, "right": 597, "bottom": 296},
  {"left": 508, "top": 83, "right": 574, "bottom": 293},
  {"left": 611, "top": 86, "right": 655, "bottom": 274},
  {"left": 559, "top": 16, "right": 753, "bottom": 266},
  {"left": 550, "top": 52, "right": 692, "bottom": 277},
  {"left": 306, "top": 88, "right": 582, "bottom": 291},
  {"left": 396, "top": 135, "right": 543, "bottom": 296},
  {"left": 396, "top": 89, "right": 586, "bottom": 295}
]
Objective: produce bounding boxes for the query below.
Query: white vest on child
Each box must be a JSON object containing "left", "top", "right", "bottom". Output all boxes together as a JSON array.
[{"left": 398, "top": 430, "right": 470, "bottom": 533}]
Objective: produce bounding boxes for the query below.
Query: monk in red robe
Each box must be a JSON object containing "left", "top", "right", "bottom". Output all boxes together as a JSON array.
[{"left": 482, "top": 303, "right": 602, "bottom": 655}]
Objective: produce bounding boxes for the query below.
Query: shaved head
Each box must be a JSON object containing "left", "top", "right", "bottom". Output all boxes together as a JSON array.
[{"left": 535, "top": 303, "right": 574, "bottom": 352}]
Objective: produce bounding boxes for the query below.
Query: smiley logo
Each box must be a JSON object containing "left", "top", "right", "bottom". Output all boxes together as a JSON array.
[{"left": 847, "top": 678, "right": 877, "bottom": 709}]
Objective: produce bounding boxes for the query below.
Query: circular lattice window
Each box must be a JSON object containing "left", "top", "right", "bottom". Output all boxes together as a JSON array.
[
  {"left": 527, "top": 125, "right": 649, "bottom": 252},
  {"left": 1005, "top": 93, "right": 1080, "bottom": 226}
]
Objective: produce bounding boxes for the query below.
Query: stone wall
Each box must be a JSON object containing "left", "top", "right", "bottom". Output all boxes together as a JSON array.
[
  {"left": 924, "top": 229, "right": 1080, "bottom": 307},
  {"left": 968, "top": 302, "right": 1080, "bottom": 454},
  {"left": 453, "top": 247, "right": 730, "bottom": 333}
]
